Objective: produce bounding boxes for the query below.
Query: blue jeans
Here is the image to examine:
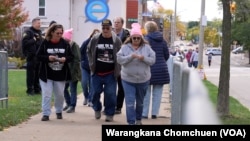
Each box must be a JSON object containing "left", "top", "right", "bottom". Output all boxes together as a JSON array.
[
  {"left": 142, "top": 84, "right": 164, "bottom": 117},
  {"left": 81, "top": 68, "right": 92, "bottom": 102},
  {"left": 192, "top": 61, "right": 198, "bottom": 68},
  {"left": 64, "top": 80, "right": 78, "bottom": 107},
  {"left": 91, "top": 73, "right": 117, "bottom": 116},
  {"left": 122, "top": 80, "right": 149, "bottom": 125}
]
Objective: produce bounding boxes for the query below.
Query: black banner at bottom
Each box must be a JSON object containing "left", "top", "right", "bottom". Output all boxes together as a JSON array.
[{"left": 102, "top": 125, "right": 250, "bottom": 140}]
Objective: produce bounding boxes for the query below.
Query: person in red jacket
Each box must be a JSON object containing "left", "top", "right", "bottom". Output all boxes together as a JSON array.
[{"left": 185, "top": 48, "right": 193, "bottom": 68}]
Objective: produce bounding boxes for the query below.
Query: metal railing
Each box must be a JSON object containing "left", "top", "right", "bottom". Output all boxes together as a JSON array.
[
  {"left": 0, "top": 51, "right": 8, "bottom": 108},
  {"left": 167, "top": 55, "right": 221, "bottom": 124}
]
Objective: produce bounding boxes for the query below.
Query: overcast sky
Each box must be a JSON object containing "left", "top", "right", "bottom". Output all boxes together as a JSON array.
[{"left": 148, "top": 0, "right": 223, "bottom": 22}]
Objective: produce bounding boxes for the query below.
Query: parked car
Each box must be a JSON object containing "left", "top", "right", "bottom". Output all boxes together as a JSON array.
[
  {"left": 232, "top": 46, "right": 244, "bottom": 54},
  {"left": 205, "top": 47, "right": 222, "bottom": 55}
]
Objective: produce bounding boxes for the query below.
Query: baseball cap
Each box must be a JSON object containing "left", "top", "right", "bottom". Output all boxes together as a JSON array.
[{"left": 102, "top": 19, "right": 112, "bottom": 26}]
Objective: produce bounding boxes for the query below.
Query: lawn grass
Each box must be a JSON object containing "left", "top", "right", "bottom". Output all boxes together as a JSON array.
[
  {"left": 0, "top": 70, "right": 82, "bottom": 131},
  {"left": 0, "top": 70, "right": 249, "bottom": 131},
  {"left": 203, "top": 80, "right": 250, "bottom": 124}
]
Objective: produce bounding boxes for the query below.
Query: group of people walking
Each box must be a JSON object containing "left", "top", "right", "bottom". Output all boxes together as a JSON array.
[{"left": 22, "top": 17, "right": 171, "bottom": 125}]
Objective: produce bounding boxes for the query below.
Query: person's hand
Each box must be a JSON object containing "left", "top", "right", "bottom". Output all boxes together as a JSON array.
[
  {"left": 137, "top": 55, "right": 144, "bottom": 61},
  {"left": 49, "top": 55, "right": 58, "bottom": 61},
  {"left": 132, "top": 53, "right": 139, "bottom": 59},
  {"left": 60, "top": 57, "right": 66, "bottom": 63},
  {"left": 132, "top": 54, "right": 144, "bottom": 60}
]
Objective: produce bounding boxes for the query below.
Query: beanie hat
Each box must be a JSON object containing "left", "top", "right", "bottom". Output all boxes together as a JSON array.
[
  {"left": 130, "top": 23, "right": 142, "bottom": 36},
  {"left": 63, "top": 28, "right": 73, "bottom": 41}
]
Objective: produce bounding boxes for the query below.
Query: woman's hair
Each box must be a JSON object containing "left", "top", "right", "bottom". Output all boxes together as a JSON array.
[
  {"left": 123, "top": 36, "right": 148, "bottom": 47},
  {"left": 144, "top": 21, "right": 158, "bottom": 33},
  {"left": 45, "top": 24, "right": 64, "bottom": 40}
]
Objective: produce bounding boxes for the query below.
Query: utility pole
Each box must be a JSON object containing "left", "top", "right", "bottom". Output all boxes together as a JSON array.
[
  {"left": 198, "top": 0, "right": 206, "bottom": 69},
  {"left": 173, "top": 0, "right": 177, "bottom": 44},
  {"left": 170, "top": 15, "right": 175, "bottom": 49},
  {"left": 138, "top": 0, "right": 143, "bottom": 25},
  {"left": 170, "top": 0, "right": 177, "bottom": 49}
]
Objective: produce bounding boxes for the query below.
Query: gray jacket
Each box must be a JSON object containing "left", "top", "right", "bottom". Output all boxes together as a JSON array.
[
  {"left": 117, "top": 43, "right": 156, "bottom": 83},
  {"left": 87, "top": 32, "right": 122, "bottom": 79}
]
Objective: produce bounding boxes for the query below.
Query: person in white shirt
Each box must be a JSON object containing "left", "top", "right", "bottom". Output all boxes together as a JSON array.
[{"left": 190, "top": 47, "right": 199, "bottom": 68}]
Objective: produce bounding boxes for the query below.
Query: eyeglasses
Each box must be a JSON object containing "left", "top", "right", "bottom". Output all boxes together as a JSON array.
[
  {"left": 132, "top": 37, "right": 141, "bottom": 40},
  {"left": 55, "top": 32, "right": 63, "bottom": 35},
  {"left": 102, "top": 27, "right": 110, "bottom": 30}
]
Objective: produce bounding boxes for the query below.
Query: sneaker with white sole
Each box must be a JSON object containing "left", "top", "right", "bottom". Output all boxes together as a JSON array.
[
  {"left": 95, "top": 111, "right": 101, "bottom": 119},
  {"left": 83, "top": 99, "right": 88, "bottom": 105},
  {"left": 105, "top": 116, "right": 113, "bottom": 122},
  {"left": 136, "top": 120, "right": 142, "bottom": 125}
]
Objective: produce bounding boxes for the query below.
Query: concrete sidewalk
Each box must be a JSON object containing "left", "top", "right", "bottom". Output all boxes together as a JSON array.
[{"left": 0, "top": 85, "right": 171, "bottom": 141}]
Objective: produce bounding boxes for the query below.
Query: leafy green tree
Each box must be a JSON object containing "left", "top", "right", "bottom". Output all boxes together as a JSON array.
[
  {"left": 0, "top": 0, "right": 28, "bottom": 57},
  {"left": 231, "top": 0, "right": 250, "bottom": 63},
  {"left": 0, "top": 0, "right": 28, "bottom": 40}
]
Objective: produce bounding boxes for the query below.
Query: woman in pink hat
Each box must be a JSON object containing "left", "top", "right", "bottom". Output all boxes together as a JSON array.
[
  {"left": 116, "top": 23, "right": 156, "bottom": 125},
  {"left": 62, "top": 28, "right": 81, "bottom": 113}
]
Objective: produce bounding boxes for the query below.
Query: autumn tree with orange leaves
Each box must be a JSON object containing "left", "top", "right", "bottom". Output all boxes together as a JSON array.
[{"left": 0, "top": 0, "right": 28, "bottom": 40}]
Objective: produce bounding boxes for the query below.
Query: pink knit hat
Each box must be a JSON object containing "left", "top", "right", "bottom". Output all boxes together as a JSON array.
[
  {"left": 63, "top": 28, "right": 73, "bottom": 41},
  {"left": 130, "top": 23, "right": 142, "bottom": 36}
]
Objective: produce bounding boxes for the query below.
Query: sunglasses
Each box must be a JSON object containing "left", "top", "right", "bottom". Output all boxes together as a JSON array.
[
  {"left": 102, "top": 27, "right": 110, "bottom": 30},
  {"left": 55, "top": 32, "right": 63, "bottom": 35},
  {"left": 132, "top": 37, "right": 141, "bottom": 40}
]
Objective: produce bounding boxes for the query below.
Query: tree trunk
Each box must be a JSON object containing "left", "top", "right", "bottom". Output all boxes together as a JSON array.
[
  {"left": 248, "top": 48, "right": 250, "bottom": 64},
  {"left": 217, "top": 0, "right": 231, "bottom": 116}
]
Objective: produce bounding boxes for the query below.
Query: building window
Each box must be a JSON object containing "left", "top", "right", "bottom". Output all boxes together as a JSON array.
[{"left": 39, "top": 0, "right": 45, "bottom": 16}]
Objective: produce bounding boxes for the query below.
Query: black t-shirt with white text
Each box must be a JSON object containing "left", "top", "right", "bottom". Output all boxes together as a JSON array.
[{"left": 95, "top": 35, "right": 114, "bottom": 74}]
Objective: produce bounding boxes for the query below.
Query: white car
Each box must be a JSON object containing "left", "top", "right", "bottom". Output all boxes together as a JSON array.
[
  {"left": 205, "top": 48, "right": 222, "bottom": 55},
  {"left": 232, "top": 46, "right": 244, "bottom": 54}
]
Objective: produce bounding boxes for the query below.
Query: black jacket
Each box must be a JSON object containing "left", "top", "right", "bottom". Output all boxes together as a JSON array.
[
  {"left": 36, "top": 38, "right": 74, "bottom": 82},
  {"left": 22, "top": 27, "right": 43, "bottom": 61}
]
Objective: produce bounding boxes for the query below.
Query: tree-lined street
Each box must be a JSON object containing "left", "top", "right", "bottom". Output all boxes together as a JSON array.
[{"left": 204, "top": 53, "right": 250, "bottom": 110}]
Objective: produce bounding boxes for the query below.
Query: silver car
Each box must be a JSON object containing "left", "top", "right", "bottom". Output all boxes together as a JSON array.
[{"left": 205, "top": 48, "right": 222, "bottom": 55}]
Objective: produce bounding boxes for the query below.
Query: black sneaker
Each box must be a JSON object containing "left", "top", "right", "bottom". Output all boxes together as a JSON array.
[
  {"left": 66, "top": 107, "right": 75, "bottom": 113},
  {"left": 34, "top": 90, "right": 41, "bottom": 94},
  {"left": 63, "top": 105, "right": 69, "bottom": 111},
  {"left": 56, "top": 113, "right": 63, "bottom": 119},
  {"left": 26, "top": 91, "right": 34, "bottom": 96},
  {"left": 105, "top": 116, "right": 113, "bottom": 122},
  {"left": 95, "top": 111, "right": 101, "bottom": 119},
  {"left": 115, "top": 109, "right": 121, "bottom": 114},
  {"left": 151, "top": 115, "right": 157, "bottom": 119},
  {"left": 41, "top": 115, "right": 49, "bottom": 121},
  {"left": 136, "top": 120, "right": 142, "bottom": 125}
]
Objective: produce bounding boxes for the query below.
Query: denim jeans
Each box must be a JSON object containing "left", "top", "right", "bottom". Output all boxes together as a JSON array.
[
  {"left": 122, "top": 80, "right": 149, "bottom": 125},
  {"left": 142, "top": 84, "right": 164, "bottom": 117},
  {"left": 81, "top": 68, "right": 92, "bottom": 102},
  {"left": 193, "top": 61, "right": 198, "bottom": 68},
  {"left": 188, "top": 62, "right": 192, "bottom": 68},
  {"left": 116, "top": 75, "right": 124, "bottom": 110},
  {"left": 64, "top": 80, "right": 78, "bottom": 107},
  {"left": 91, "top": 73, "right": 117, "bottom": 116},
  {"left": 39, "top": 79, "right": 65, "bottom": 116}
]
